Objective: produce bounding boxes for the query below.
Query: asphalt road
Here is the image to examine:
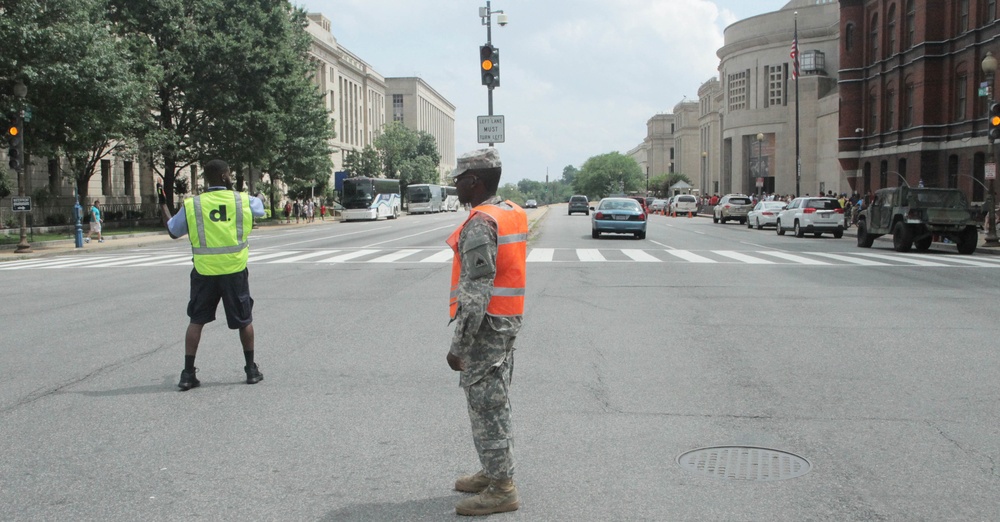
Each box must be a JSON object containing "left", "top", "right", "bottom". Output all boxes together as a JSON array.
[{"left": 1, "top": 206, "right": 998, "bottom": 521}]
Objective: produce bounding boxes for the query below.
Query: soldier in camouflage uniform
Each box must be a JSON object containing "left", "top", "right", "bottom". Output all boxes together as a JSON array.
[{"left": 446, "top": 148, "right": 527, "bottom": 516}]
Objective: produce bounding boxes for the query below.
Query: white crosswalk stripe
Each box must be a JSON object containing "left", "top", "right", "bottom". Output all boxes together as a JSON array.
[{"left": 5, "top": 248, "right": 1000, "bottom": 270}]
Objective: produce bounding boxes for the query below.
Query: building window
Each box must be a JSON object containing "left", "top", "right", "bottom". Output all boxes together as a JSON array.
[
  {"left": 989, "top": 0, "right": 997, "bottom": 21},
  {"left": 767, "top": 65, "right": 784, "bottom": 107},
  {"left": 48, "top": 159, "right": 60, "bottom": 194},
  {"left": 124, "top": 161, "right": 134, "bottom": 197},
  {"left": 904, "top": 82, "right": 915, "bottom": 128},
  {"left": 392, "top": 94, "right": 403, "bottom": 122},
  {"left": 905, "top": 1, "right": 915, "bottom": 49},
  {"left": 958, "top": 0, "right": 969, "bottom": 33},
  {"left": 870, "top": 13, "right": 879, "bottom": 62},
  {"left": 898, "top": 158, "right": 907, "bottom": 188},
  {"left": 887, "top": 5, "right": 897, "bottom": 56},
  {"left": 869, "top": 92, "right": 878, "bottom": 134},
  {"left": 101, "top": 159, "right": 111, "bottom": 196},
  {"left": 885, "top": 89, "right": 895, "bottom": 131},
  {"left": 955, "top": 74, "right": 967, "bottom": 121},
  {"left": 845, "top": 23, "right": 855, "bottom": 52},
  {"left": 948, "top": 155, "right": 959, "bottom": 188},
  {"left": 727, "top": 70, "right": 747, "bottom": 112},
  {"left": 880, "top": 160, "right": 888, "bottom": 188}
]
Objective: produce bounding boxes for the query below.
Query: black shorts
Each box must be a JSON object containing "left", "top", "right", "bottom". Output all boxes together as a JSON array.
[{"left": 187, "top": 268, "right": 254, "bottom": 329}]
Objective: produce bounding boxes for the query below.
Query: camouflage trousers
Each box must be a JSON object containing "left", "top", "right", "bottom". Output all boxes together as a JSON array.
[{"left": 463, "top": 336, "right": 515, "bottom": 480}]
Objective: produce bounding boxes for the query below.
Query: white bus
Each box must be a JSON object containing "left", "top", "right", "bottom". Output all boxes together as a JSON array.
[
  {"left": 341, "top": 177, "right": 400, "bottom": 221},
  {"left": 406, "top": 183, "right": 443, "bottom": 214},
  {"left": 444, "top": 185, "right": 460, "bottom": 211}
]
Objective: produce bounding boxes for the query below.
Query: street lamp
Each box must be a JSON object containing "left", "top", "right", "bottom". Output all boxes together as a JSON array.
[
  {"left": 982, "top": 50, "right": 998, "bottom": 245},
  {"left": 756, "top": 132, "right": 764, "bottom": 196},
  {"left": 12, "top": 81, "right": 30, "bottom": 253},
  {"left": 701, "top": 151, "right": 707, "bottom": 196}
]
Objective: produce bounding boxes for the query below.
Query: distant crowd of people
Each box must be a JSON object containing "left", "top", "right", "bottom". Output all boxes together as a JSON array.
[{"left": 281, "top": 199, "right": 327, "bottom": 223}]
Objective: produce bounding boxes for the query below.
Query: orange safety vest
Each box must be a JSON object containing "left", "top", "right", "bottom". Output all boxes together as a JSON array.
[{"left": 447, "top": 201, "right": 528, "bottom": 319}]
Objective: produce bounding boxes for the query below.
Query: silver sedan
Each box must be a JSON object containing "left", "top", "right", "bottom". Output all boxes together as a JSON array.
[{"left": 746, "top": 200, "right": 787, "bottom": 229}]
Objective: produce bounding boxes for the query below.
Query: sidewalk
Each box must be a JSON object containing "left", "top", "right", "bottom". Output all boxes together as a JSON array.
[{"left": 0, "top": 206, "right": 551, "bottom": 262}]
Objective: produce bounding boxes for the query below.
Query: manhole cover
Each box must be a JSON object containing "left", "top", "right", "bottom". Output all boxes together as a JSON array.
[{"left": 677, "top": 446, "right": 811, "bottom": 481}]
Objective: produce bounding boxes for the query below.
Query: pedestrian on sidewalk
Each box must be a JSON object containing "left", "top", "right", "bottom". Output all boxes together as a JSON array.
[
  {"left": 85, "top": 199, "right": 104, "bottom": 243},
  {"left": 284, "top": 201, "right": 291, "bottom": 223},
  {"left": 446, "top": 148, "right": 527, "bottom": 516},
  {"left": 320, "top": 203, "right": 327, "bottom": 221},
  {"left": 158, "top": 159, "right": 267, "bottom": 391}
]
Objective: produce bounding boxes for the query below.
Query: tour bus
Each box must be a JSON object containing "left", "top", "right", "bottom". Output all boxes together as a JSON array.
[
  {"left": 444, "top": 185, "right": 460, "bottom": 211},
  {"left": 406, "top": 183, "right": 443, "bottom": 214},
  {"left": 341, "top": 177, "right": 401, "bottom": 221}
]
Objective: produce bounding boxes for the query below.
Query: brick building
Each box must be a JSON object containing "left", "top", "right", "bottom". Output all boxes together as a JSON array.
[{"left": 839, "top": 0, "right": 1000, "bottom": 202}]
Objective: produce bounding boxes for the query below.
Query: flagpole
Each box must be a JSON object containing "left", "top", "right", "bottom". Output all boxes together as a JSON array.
[{"left": 794, "top": 11, "right": 801, "bottom": 197}]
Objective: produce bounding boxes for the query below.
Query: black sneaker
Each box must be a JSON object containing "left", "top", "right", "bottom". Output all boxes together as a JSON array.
[
  {"left": 178, "top": 368, "right": 200, "bottom": 391},
  {"left": 245, "top": 363, "right": 263, "bottom": 384}
]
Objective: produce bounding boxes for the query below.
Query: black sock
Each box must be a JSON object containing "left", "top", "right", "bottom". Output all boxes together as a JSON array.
[
  {"left": 185, "top": 355, "right": 196, "bottom": 372},
  {"left": 244, "top": 350, "right": 254, "bottom": 366}
]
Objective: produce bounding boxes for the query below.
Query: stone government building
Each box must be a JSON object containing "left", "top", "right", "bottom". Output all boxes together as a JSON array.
[
  {"left": 0, "top": 12, "right": 456, "bottom": 226},
  {"left": 632, "top": 0, "right": 999, "bottom": 204}
]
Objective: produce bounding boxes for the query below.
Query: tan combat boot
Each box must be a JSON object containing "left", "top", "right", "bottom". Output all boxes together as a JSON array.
[
  {"left": 455, "top": 477, "right": 520, "bottom": 516},
  {"left": 454, "top": 470, "right": 491, "bottom": 493}
]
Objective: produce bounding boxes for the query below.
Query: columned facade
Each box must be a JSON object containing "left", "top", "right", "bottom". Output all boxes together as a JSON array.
[{"left": 385, "top": 77, "right": 457, "bottom": 182}]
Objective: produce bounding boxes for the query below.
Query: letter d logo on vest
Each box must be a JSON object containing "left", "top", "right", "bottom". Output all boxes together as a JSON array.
[{"left": 209, "top": 205, "right": 229, "bottom": 222}]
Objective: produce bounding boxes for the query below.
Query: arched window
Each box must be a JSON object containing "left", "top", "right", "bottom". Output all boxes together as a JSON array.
[
  {"left": 898, "top": 158, "right": 908, "bottom": 188},
  {"left": 880, "top": 160, "right": 889, "bottom": 188},
  {"left": 905, "top": 1, "right": 916, "bottom": 49},
  {"left": 954, "top": 69, "right": 968, "bottom": 121},
  {"left": 869, "top": 89, "right": 879, "bottom": 133},
  {"left": 904, "top": 78, "right": 915, "bottom": 128},
  {"left": 948, "top": 155, "right": 959, "bottom": 188},
  {"left": 885, "top": 86, "right": 896, "bottom": 131},
  {"left": 846, "top": 23, "right": 855, "bottom": 52},
  {"left": 887, "top": 5, "right": 897, "bottom": 56},
  {"left": 870, "top": 14, "right": 880, "bottom": 62}
]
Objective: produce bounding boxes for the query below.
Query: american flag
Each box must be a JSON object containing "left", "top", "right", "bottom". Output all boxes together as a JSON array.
[{"left": 790, "top": 34, "right": 799, "bottom": 80}]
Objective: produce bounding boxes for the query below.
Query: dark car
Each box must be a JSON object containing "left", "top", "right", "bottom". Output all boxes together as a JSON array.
[
  {"left": 524, "top": 199, "right": 538, "bottom": 209},
  {"left": 856, "top": 186, "right": 979, "bottom": 254},
  {"left": 568, "top": 195, "right": 590, "bottom": 215}
]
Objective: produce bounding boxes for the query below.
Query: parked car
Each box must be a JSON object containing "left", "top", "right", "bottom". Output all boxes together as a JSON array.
[
  {"left": 630, "top": 196, "right": 650, "bottom": 214},
  {"left": 524, "top": 199, "right": 538, "bottom": 208},
  {"left": 713, "top": 194, "right": 753, "bottom": 224},
  {"left": 856, "top": 186, "right": 979, "bottom": 254},
  {"left": 669, "top": 194, "right": 699, "bottom": 216},
  {"left": 747, "top": 200, "right": 787, "bottom": 229},
  {"left": 592, "top": 197, "right": 647, "bottom": 239},
  {"left": 776, "top": 197, "right": 844, "bottom": 238},
  {"left": 649, "top": 199, "right": 668, "bottom": 213},
  {"left": 568, "top": 195, "right": 590, "bottom": 215}
]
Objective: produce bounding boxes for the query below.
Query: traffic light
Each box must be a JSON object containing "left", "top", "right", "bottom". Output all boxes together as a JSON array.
[
  {"left": 5, "top": 119, "right": 22, "bottom": 170},
  {"left": 990, "top": 102, "right": 1000, "bottom": 141},
  {"left": 480, "top": 44, "right": 500, "bottom": 87}
]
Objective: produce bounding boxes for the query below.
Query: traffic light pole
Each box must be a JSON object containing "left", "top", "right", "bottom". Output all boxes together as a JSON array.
[{"left": 13, "top": 110, "right": 30, "bottom": 253}]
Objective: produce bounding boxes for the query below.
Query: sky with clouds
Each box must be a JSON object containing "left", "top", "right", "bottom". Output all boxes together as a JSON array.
[{"left": 296, "top": 0, "right": 791, "bottom": 182}]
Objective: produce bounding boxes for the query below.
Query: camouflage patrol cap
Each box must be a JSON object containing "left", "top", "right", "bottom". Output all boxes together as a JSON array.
[{"left": 451, "top": 148, "right": 501, "bottom": 179}]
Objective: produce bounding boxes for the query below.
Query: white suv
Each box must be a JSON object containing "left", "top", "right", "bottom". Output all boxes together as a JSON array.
[
  {"left": 670, "top": 194, "right": 699, "bottom": 216},
  {"left": 776, "top": 197, "right": 845, "bottom": 238}
]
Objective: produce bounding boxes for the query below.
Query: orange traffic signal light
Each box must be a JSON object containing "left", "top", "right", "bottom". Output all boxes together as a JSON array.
[
  {"left": 480, "top": 44, "right": 499, "bottom": 87},
  {"left": 990, "top": 102, "right": 1000, "bottom": 141}
]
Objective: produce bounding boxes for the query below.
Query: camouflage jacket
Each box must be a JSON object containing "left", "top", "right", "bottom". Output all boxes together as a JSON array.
[{"left": 449, "top": 196, "right": 522, "bottom": 385}]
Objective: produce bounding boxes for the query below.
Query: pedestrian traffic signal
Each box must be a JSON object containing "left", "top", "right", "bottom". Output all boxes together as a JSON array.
[
  {"left": 480, "top": 44, "right": 500, "bottom": 87},
  {"left": 990, "top": 102, "right": 1000, "bottom": 141}
]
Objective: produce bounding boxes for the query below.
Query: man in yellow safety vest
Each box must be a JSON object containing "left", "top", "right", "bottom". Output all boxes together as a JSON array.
[{"left": 159, "top": 159, "right": 267, "bottom": 391}]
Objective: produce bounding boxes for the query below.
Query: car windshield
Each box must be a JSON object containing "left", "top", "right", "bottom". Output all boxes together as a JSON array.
[
  {"left": 728, "top": 197, "right": 751, "bottom": 205},
  {"left": 908, "top": 190, "right": 968, "bottom": 209},
  {"left": 805, "top": 199, "right": 840, "bottom": 210},
  {"left": 600, "top": 200, "right": 640, "bottom": 211}
]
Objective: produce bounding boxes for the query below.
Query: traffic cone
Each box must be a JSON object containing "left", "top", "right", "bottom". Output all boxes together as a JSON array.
[{"left": 688, "top": 211, "right": 693, "bottom": 218}]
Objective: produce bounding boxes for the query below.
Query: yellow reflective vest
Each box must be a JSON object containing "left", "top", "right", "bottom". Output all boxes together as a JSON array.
[{"left": 184, "top": 190, "right": 254, "bottom": 275}]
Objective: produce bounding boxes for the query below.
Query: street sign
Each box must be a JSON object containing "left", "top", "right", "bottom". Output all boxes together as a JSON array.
[
  {"left": 756, "top": 177, "right": 764, "bottom": 187},
  {"left": 986, "top": 162, "right": 996, "bottom": 180},
  {"left": 12, "top": 196, "right": 31, "bottom": 211},
  {"left": 477, "top": 115, "right": 505, "bottom": 143}
]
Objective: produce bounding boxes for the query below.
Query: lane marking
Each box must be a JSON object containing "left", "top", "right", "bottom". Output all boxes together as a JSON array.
[
  {"left": 527, "top": 248, "right": 554, "bottom": 262},
  {"left": 421, "top": 250, "right": 454, "bottom": 263},
  {"left": 370, "top": 249, "right": 421, "bottom": 263},
  {"left": 576, "top": 249, "right": 606, "bottom": 262},
  {"left": 713, "top": 251, "right": 774, "bottom": 264},
  {"left": 317, "top": 249, "right": 380, "bottom": 263},
  {"left": 664, "top": 250, "right": 716, "bottom": 263},
  {"left": 756, "top": 251, "right": 830, "bottom": 265},
  {"left": 622, "top": 249, "right": 661, "bottom": 262},
  {"left": 269, "top": 250, "right": 341, "bottom": 263},
  {"left": 809, "top": 252, "right": 891, "bottom": 266}
]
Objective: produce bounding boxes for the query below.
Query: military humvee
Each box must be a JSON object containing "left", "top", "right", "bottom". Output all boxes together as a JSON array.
[{"left": 856, "top": 186, "right": 979, "bottom": 254}]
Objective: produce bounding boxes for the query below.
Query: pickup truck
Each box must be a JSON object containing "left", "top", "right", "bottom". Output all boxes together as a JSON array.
[{"left": 856, "top": 186, "right": 979, "bottom": 254}]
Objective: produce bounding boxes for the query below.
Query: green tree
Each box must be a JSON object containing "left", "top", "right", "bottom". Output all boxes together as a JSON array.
[
  {"left": 343, "top": 145, "right": 381, "bottom": 178},
  {"left": 108, "top": 0, "right": 332, "bottom": 212},
  {"left": 561, "top": 165, "right": 579, "bottom": 186},
  {"left": 497, "top": 183, "right": 526, "bottom": 204},
  {"left": 374, "top": 121, "right": 441, "bottom": 192},
  {"left": 651, "top": 172, "right": 693, "bottom": 196},
  {"left": 573, "top": 152, "right": 643, "bottom": 199},
  {"left": 0, "top": 0, "right": 149, "bottom": 201}
]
